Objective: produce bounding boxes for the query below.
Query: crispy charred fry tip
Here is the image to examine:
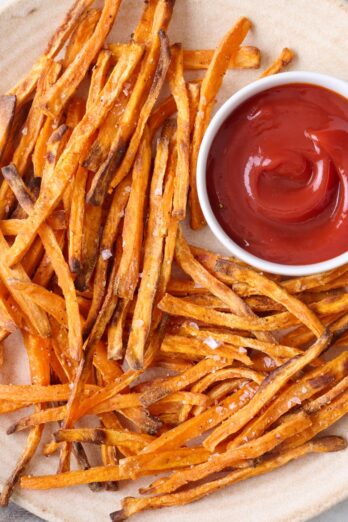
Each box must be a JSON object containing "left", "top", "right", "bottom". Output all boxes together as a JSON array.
[
  {"left": 110, "top": 510, "right": 126, "bottom": 522},
  {"left": 280, "top": 47, "right": 295, "bottom": 64},
  {"left": 310, "top": 436, "right": 347, "bottom": 453}
]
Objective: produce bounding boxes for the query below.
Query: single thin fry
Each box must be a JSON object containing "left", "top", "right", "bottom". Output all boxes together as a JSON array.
[
  {"left": 115, "top": 132, "right": 152, "bottom": 300},
  {"left": 68, "top": 166, "right": 88, "bottom": 273},
  {"left": 125, "top": 133, "right": 170, "bottom": 369},
  {"left": 7, "top": 280, "right": 67, "bottom": 326},
  {"left": 189, "top": 17, "right": 251, "bottom": 229},
  {"left": 63, "top": 9, "right": 101, "bottom": 68},
  {"left": 259, "top": 48, "right": 295, "bottom": 78},
  {"left": 108, "top": 299, "right": 130, "bottom": 360},
  {"left": 0, "top": 95, "right": 16, "bottom": 161},
  {"left": 168, "top": 44, "right": 190, "bottom": 219},
  {"left": 183, "top": 45, "right": 261, "bottom": 70}
]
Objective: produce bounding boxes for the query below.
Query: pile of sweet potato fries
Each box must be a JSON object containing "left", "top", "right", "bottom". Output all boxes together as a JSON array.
[{"left": 0, "top": 0, "right": 346, "bottom": 520}]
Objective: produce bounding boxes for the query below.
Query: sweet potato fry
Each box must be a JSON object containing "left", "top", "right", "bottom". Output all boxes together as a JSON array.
[
  {"left": 189, "top": 17, "right": 251, "bottom": 229},
  {"left": 33, "top": 230, "right": 65, "bottom": 288},
  {"left": 74, "top": 200, "right": 102, "bottom": 291},
  {"left": 227, "top": 352, "right": 348, "bottom": 449},
  {"left": 259, "top": 48, "right": 295, "bottom": 78},
  {"left": 108, "top": 299, "right": 130, "bottom": 360},
  {"left": 0, "top": 333, "right": 50, "bottom": 506},
  {"left": 180, "top": 323, "right": 301, "bottom": 360},
  {"left": 282, "top": 389, "right": 348, "bottom": 450},
  {"left": 304, "top": 375, "right": 348, "bottom": 414},
  {"left": 281, "top": 264, "right": 348, "bottom": 294},
  {"left": 141, "top": 357, "right": 228, "bottom": 408},
  {"left": 84, "top": 178, "right": 131, "bottom": 336},
  {"left": 39, "top": 124, "right": 69, "bottom": 191},
  {"left": 0, "top": 294, "right": 17, "bottom": 333},
  {"left": 80, "top": 51, "right": 114, "bottom": 171},
  {"left": 175, "top": 230, "right": 277, "bottom": 343},
  {"left": 84, "top": 94, "right": 129, "bottom": 171},
  {"left": 42, "top": 0, "right": 122, "bottom": 118},
  {"left": 143, "top": 412, "right": 311, "bottom": 496},
  {"left": 213, "top": 259, "right": 325, "bottom": 337},
  {"left": 7, "top": 0, "right": 95, "bottom": 106},
  {"left": 55, "top": 428, "right": 153, "bottom": 450},
  {"left": 0, "top": 95, "right": 16, "bottom": 161},
  {"left": 148, "top": 95, "right": 177, "bottom": 137},
  {"left": 0, "top": 60, "right": 61, "bottom": 219},
  {"left": 0, "top": 230, "right": 50, "bottom": 337},
  {"left": 7, "top": 280, "right": 67, "bottom": 326},
  {"left": 111, "top": 437, "right": 345, "bottom": 520},
  {"left": 88, "top": 0, "right": 175, "bottom": 202},
  {"left": 5, "top": 43, "right": 144, "bottom": 268},
  {"left": 63, "top": 9, "right": 101, "bottom": 68},
  {"left": 160, "top": 334, "right": 256, "bottom": 366},
  {"left": 115, "top": 132, "right": 151, "bottom": 300},
  {"left": 89, "top": 29, "right": 171, "bottom": 203},
  {"left": 203, "top": 331, "right": 331, "bottom": 451},
  {"left": 152, "top": 141, "right": 178, "bottom": 328},
  {"left": 125, "top": 133, "right": 170, "bottom": 369},
  {"left": 183, "top": 45, "right": 260, "bottom": 70},
  {"left": 77, "top": 370, "right": 140, "bottom": 419},
  {"left": 1, "top": 211, "right": 66, "bottom": 236},
  {"left": 158, "top": 294, "right": 306, "bottom": 332},
  {"left": 68, "top": 166, "right": 88, "bottom": 273},
  {"left": 2, "top": 164, "right": 82, "bottom": 360},
  {"left": 20, "top": 446, "right": 213, "bottom": 490},
  {"left": 86, "top": 50, "right": 112, "bottom": 110},
  {"left": 168, "top": 44, "right": 190, "bottom": 219},
  {"left": 93, "top": 341, "right": 123, "bottom": 381}
]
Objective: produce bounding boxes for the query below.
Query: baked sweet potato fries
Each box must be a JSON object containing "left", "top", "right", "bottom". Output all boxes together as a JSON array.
[{"left": 0, "top": 0, "right": 346, "bottom": 520}]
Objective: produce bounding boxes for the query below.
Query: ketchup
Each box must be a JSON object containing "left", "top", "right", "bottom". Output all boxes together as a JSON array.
[{"left": 206, "top": 83, "right": 348, "bottom": 265}]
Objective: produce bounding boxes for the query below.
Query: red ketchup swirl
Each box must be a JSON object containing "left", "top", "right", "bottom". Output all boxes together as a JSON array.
[{"left": 206, "top": 83, "right": 348, "bottom": 265}]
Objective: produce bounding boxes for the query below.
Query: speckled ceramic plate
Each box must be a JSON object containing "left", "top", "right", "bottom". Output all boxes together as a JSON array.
[{"left": 0, "top": 0, "right": 347, "bottom": 521}]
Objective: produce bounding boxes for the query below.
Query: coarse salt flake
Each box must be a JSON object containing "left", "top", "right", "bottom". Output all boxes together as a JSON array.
[
  {"left": 134, "top": 319, "right": 144, "bottom": 328},
  {"left": 264, "top": 357, "right": 273, "bottom": 368},
  {"left": 204, "top": 336, "right": 221, "bottom": 349},
  {"left": 101, "top": 249, "right": 112, "bottom": 261},
  {"left": 238, "top": 347, "right": 247, "bottom": 354},
  {"left": 188, "top": 321, "right": 199, "bottom": 330}
]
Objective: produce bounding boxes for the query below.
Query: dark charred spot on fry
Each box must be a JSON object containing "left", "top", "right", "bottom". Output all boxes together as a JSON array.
[
  {"left": 110, "top": 509, "right": 127, "bottom": 522},
  {"left": 50, "top": 124, "right": 68, "bottom": 143},
  {"left": 69, "top": 258, "right": 82, "bottom": 274},
  {"left": 93, "top": 429, "right": 108, "bottom": 444},
  {"left": 87, "top": 141, "right": 128, "bottom": 206},
  {"left": 46, "top": 151, "right": 55, "bottom": 164},
  {"left": 6, "top": 423, "right": 16, "bottom": 435},
  {"left": 308, "top": 372, "right": 336, "bottom": 389}
]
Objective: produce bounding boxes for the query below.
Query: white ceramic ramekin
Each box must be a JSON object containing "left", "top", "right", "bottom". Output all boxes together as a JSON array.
[{"left": 197, "top": 71, "right": 348, "bottom": 277}]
